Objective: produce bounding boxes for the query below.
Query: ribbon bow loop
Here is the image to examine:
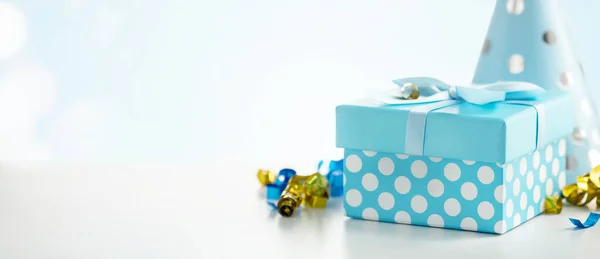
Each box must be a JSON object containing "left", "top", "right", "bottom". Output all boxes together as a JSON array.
[
  {"left": 382, "top": 76, "right": 548, "bottom": 157},
  {"left": 386, "top": 77, "right": 546, "bottom": 106}
]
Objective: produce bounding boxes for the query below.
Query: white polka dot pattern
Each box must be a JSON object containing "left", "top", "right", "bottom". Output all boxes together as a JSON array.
[
  {"left": 475, "top": 0, "right": 600, "bottom": 186},
  {"left": 520, "top": 158, "right": 527, "bottom": 175},
  {"left": 427, "top": 214, "right": 444, "bottom": 228},
  {"left": 396, "top": 154, "right": 409, "bottom": 160},
  {"left": 533, "top": 185, "right": 541, "bottom": 203},
  {"left": 477, "top": 166, "right": 494, "bottom": 184},
  {"left": 463, "top": 160, "right": 476, "bottom": 165},
  {"left": 394, "top": 211, "right": 411, "bottom": 224},
  {"left": 527, "top": 206, "right": 534, "bottom": 220},
  {"left": 500, "top": 139, "right": 564, "bottom": 230},
  {"left": 411, "top": 160, "right": 427, "bottom": 178},
  {"left": 494, "top": 185, "right": 503, "bottom": 203},
  {"left": 513, "top": 179, "right": 520, "bottom": 196},
  {"left": 444, "top": 198, "right": 461, "bottom": 216},
  {"left": 346, "top": 189, "right": 362, "bottom": 207},
  {"left": 378, "top": 192, "right": 395, "bottom": 210},
  {"left": 444, "top": 163, "right": 461, "bottom": 181},
  {"left": 508, "top": 54, "right": 525, "bottom": 74},
  {"left": 394, "top": 176, "right": 411, "bottom": 194},
  {"left": 533, "top": 151, "right": 540, "bottom": 169},
  {"left": 506, "top": 199, "right": 514, "bottom": 217},
  {"left": 362, "top": 208, "right": 379, "bottom": 221},
  {"left": 494, "top": 220, "right": 506, "bottom": 234},
  {"left": 506, "top": 164, "right": 514, "bottom": 181},
  {"left": 461, "top": 182, "right": 478, "bottom": 201},
  {"left": 552, "top": 159, "right": 559, "bottom": 176},
  {"left": 513, "top": 214, "right": 521, "bottom": 227},
  {"left": 363, "top": 150, "right": 377, "bottom": 157},
  {"left": 506, "top": 0, "right": 524, "bottom": 15},
  {"left": 411, "top": 195, "right": 428, "bottom": 213},
  {"left": 558, "top": 172, "right": 566, "bottom": 189},
  {"left": 378, "top": 157, "right": 395, "bottom": 175},
  {"left": 558, "top": 139, "right": 566, "bottom": 156},
  {"left": 346, "top": 155, "right": 362, "bottom": 173},
  {"left": 427, "top": 179, "right": 444, "bottom": 197},
  {"left": 362, "top": 173, "right": 378, "bottom": 191},
  {"left": 478, "top": 202, "right": 494, "bottom": 220},
  {"left": 461, "top": 217, "right": 478, "bottom": 231},
  {"left": 520, "top": 193, "right": 528, "bottom": 210},
  {"left": 539, "top": 165, "right": 547, "bottom": 183},
  {"left": 342, "top": 138, "right": 565, "bottom": 234},
  {"left": 429, "top": 157, "right": 442, "bottom": 162},
  {"left": 526, "top": 171, "right": 534, "bottom": 189},
  {"left": 545, "top": 146, "right": 553, "bottom": 162}
]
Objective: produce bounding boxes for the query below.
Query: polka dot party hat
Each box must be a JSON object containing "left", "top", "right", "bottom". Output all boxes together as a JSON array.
[{"left": 472, "top": 0, "right": 600, "bottom": 184}]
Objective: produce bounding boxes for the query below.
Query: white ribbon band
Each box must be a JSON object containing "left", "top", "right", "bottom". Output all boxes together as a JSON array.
[{"left": 404, "top": 101, "right": 546, "bottom": 156}]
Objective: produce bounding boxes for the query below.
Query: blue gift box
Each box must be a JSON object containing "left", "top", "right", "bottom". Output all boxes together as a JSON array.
[{"left": 336, "top": 86, "right": 574, "bottom": 234}]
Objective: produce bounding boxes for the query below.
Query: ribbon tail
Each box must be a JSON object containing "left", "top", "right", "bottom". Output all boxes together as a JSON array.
[
  {"left": 482, "top": 81, "right": 544, "bottom": 91},
  {"left": 569, "top": 212, "right": 600, "bottom": 229},
  {"left": 478, "top": 81, "right": 546, "bottom": 100}
]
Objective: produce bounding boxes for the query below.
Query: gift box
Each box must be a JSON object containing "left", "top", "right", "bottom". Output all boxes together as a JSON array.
[{"left": 336, "top": 78, "right": 574, "bottom": 234}]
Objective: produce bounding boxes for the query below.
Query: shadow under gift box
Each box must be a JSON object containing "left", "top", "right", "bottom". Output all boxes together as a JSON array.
[{"left": 336, "top": 91, "right": 574, "bottom": 234}]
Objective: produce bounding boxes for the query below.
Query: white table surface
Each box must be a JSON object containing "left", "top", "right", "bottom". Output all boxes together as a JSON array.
[{"left": 0, "top": 162, "right": 598, "bottom": 259}]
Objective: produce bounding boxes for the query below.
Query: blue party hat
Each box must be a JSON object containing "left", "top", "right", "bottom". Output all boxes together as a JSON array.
[{"left": 473, "top": 0, "right": 600, "bottom": 184}]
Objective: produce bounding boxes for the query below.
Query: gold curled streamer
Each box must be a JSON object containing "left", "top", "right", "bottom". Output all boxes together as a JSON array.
[
  {"left": 256, "top": 169, "right": 276, "bottom": 186},
  {"left": 277, "top": 173, "right": 330, "bottom": 217},
  {"left": 544, "top": 165, "right": 600, "bottom": 214}
]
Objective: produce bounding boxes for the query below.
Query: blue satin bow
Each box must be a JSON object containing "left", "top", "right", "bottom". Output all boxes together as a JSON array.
[
  {"left": 376, "top": 77, "right": 548, "bottom": 156},
  {"left": 382, "top": 77, "right": 546, "bottom": 106}
]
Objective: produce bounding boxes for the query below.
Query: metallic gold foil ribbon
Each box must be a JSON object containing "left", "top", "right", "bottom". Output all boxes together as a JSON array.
[
  {"left": 257, "top": 167, "right": 334, "bottom": 217},
  {"left": 277, "top": 173, "right": 330, "bottom": 217},
  {"left": 544, "top": 165, "right": 600, "bottom": 214},
  {"left": 257, "top": 169, "right": 276, "bottom": 186},
  {"left": 257, "top": 159, "right": 343, "bottom": 217},
  {"left": 545, "top": 165, "right": 600, "bottom": 228},
  {"left": 260, "top": 168, "right": 296, "bottom": 209}
]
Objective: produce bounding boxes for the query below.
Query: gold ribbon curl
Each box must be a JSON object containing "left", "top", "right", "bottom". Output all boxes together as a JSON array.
[{"left": 545, "top": 165, "right": 600, "bottom": 214}]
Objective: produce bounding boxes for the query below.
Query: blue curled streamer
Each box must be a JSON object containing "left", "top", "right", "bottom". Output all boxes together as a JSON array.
[
  {"left": 379, "top": 77, "right": 547, "bottom": 156},
  {"left": 318, "top": 159, "right": 344, "bottom": 197},
  {"left": 569, "top": 212, "right": 600, "bottom": 229}
]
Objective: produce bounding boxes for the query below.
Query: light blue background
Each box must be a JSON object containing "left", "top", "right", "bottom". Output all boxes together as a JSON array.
[{"left": 0, "top": 0, "right": 597, "bottom": 167}]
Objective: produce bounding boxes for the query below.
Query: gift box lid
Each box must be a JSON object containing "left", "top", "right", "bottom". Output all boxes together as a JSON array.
[{"left": 336, "top": 90, "right": 574, "bottom": 163}]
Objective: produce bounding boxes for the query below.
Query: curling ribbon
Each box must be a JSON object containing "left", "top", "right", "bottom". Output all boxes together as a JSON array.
[
  {"left": 569, "top": 213, "right": 600, "bottom": 229},
  {"left": 544, "top": 165, "right": 600, "bottom": 228},
  {"left": 318, "top": 159, "right": 344, "bottom": 197},
  {"left": 277, "top": 173, "right": 330, "bottom": 217},
  {"left": 260, "top": 168, "right": 296, "bottom": 209},
  {"left": 256, "top": 159, "right": 343, "bottom": 217}
]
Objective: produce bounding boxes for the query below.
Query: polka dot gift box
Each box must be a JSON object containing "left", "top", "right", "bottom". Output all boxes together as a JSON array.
[
  {"left": 336, "top": 79, "right": 574, "bottom": 234},
  {"left": 473, "top": 0, "right": 600, "bottom": 184}
]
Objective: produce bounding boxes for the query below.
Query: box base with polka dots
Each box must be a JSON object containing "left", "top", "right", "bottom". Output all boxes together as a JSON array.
[{"left": 343, "top": 137, "right": 567, "bottom": 234}]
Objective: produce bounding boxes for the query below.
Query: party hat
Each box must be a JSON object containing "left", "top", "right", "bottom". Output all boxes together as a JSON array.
[{"left": 472, "top": 0, "right": 600, "bottom": 184}]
